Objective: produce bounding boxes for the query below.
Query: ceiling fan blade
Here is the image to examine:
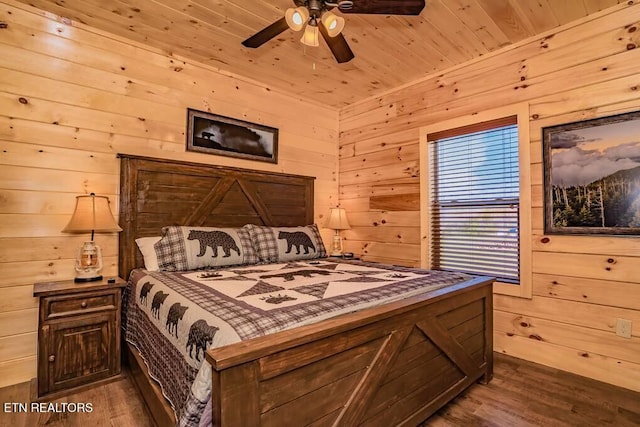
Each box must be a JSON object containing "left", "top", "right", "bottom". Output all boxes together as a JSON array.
[
  {"left": 242, "top": 17, "right": 289, "bottom": 48},
  {"left": 318, "top": 21, "right": 355, "bottom": 63},
  {"left": 340, "top": 0, "right": 426, "bottom": 15}
]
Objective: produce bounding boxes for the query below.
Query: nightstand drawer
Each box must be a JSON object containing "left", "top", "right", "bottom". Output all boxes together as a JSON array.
[{"left": 43, "top": 291, "right": 118, "bottom": 320}]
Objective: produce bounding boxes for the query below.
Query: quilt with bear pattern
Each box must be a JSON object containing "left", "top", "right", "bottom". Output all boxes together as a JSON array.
[{"left": 122, "top": 259, "right": 475, "bottom": 427}]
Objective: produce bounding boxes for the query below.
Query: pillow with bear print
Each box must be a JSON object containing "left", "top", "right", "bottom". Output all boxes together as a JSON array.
[
  {"left": 243, "top": 224, "right": 327, "bottom": 262},
  {"left": 156, "top": 226, "right": 260, "bottom": 271}
]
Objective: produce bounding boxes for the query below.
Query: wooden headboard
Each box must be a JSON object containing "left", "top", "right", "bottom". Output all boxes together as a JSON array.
[{"left": 118, "top": 154, "right": 315, "bottom": 279}]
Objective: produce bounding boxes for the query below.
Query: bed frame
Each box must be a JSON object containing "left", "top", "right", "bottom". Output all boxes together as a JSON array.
[{"left": 118, "top": 154, "right": 494, "bottom": 427}]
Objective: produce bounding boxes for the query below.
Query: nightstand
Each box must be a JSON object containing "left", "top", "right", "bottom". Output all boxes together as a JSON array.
[{"left": 33, "top": 276, "right": 127, "bottom": 399}]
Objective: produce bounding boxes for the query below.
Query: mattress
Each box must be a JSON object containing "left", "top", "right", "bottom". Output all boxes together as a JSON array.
[{"left": 122, "top": 258, "right": 474, "bottom": 427}]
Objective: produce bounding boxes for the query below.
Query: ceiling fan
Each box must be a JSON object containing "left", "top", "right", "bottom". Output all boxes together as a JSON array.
[{"left": 242, "top": 0, "right": 426, "bottom": 63}]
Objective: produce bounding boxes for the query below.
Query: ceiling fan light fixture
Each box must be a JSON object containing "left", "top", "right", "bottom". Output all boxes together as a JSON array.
[
  {"left": 285, "top": 6, "right": 309, "bottom": 32},
  {"left": 321, "top": 11, "right": 345, "bottom": 37},
  {"left": 300, "top": 21, "right": 320, "bottom": 47}
]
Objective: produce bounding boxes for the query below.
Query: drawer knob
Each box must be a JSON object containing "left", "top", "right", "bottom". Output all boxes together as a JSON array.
[
  {"left": 48, "top": 355, "right": 55, "bottom": 363},
  {"left": 80, "top": 301, "right": 88, "bottom": 308}
]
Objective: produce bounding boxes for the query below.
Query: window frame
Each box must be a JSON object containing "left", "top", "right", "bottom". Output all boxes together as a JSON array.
[{"left": 420, "top": 103, "right": 532, "bottom": 298}]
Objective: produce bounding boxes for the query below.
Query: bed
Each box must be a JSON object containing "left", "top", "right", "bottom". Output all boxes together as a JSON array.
[{"left": 118, "top": 154, "right": 494, "bottom": 427}]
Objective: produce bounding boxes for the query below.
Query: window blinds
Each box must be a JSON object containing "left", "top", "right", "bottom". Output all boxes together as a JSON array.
[{"left": 428, "top": 119, "right": 520, "bottom": 282}]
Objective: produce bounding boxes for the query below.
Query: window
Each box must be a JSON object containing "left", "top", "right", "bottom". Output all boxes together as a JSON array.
[
  {"left": 429, "top": 117, "right": 519, "bottom": 282},
  {"left": 420, "top": 105, "right": 531, "bottom": 297}
]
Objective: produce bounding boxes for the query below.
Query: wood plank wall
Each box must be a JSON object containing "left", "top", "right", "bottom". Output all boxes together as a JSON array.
[
  {"left": 339, "top": 2, "right": 640, "bottom": 392},
  {"left": 0, "top": 0, "right": 339, "bottom": 387}
]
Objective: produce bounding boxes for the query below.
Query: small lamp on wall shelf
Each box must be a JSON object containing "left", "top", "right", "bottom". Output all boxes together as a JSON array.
[
  {"left": 325, "top": 207, "right": 350, "bottom": 257},
  {"left": 63, "top": 193, "right": 122, "bottom": 282}
]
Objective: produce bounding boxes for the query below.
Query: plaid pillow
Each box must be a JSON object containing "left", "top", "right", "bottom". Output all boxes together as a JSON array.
[
  {"left": 243, "top": 224, "right": 327, "bottom": 262},
  {"left": 156, "top": 226, "right": 259, "bottom": 271}
]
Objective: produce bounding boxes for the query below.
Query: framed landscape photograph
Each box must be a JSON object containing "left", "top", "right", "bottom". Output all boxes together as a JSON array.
[
  {"left": 543, "top": 110, "right": 640, "bottom": 235},
  {"left": 186, "top": 108, "right": 278, "bottom": 164}
]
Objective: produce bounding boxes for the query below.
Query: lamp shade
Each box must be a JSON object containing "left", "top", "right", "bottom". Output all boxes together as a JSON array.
[
  {"left": 63, "top": 193, "right": 122, "bottom": 234},
  {"left": 285, "top": 6, "right": 309, "bottom": 32},
  {"left": 325, "top": 207, "right": 351, "bottom": 230},
  {"left": 300, "top": 23, "right": 320, "bottom": 47},
  {"left": 321, "top": 11, "right": 345, "bottom": 37}
]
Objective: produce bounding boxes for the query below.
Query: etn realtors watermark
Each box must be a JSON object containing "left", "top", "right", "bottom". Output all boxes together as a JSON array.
[{"left": 4, "top": 402, "right": 93, "bottom": 413}]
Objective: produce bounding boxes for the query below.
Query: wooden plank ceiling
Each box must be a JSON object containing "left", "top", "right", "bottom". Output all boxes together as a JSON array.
[{"left": 15, "top": 0, "right": 621, "bottom": 108}]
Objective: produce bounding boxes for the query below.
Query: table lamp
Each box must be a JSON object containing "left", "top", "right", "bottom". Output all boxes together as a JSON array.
[
  {"left": 62, "top": 193, "right": 122, "bottom": 282},
  {"left": 325, "top": 207, "right": 351, "bottom": 256}
]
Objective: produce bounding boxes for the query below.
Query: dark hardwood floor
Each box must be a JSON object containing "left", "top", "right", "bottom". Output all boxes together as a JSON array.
[
  {"left": 425, "top": 354, "right": 640, "bottom": 427},
  {"left": 1, "top": 353, "right": 639, "bottom": 426}
]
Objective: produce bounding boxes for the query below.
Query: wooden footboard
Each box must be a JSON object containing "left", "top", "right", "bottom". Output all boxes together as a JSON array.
[{"left": 206, "top": 277, "right": 493, "bottom": 427}]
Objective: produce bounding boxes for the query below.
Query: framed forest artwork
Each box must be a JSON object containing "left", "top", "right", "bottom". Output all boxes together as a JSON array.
[{"left": 543, "top": 110, "right": 640, "bottom": 235}]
